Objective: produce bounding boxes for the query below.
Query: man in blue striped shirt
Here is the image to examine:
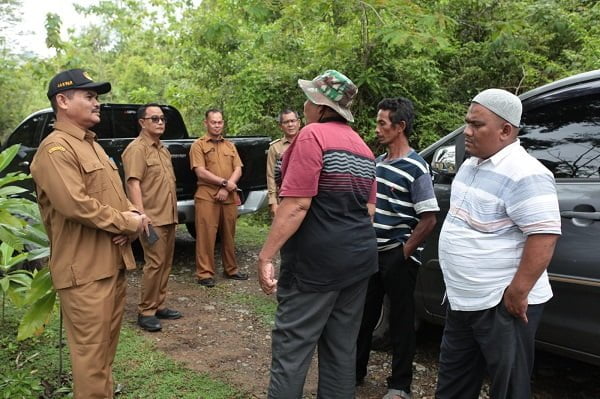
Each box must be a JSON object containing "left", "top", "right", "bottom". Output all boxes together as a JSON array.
[{"left": 356, "top": 97, "right": 439, "bottom": 399}]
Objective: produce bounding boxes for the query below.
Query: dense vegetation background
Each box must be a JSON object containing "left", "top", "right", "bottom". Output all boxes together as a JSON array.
[{"left": 1, "top": 0, "right": 599, "bottom": 150}]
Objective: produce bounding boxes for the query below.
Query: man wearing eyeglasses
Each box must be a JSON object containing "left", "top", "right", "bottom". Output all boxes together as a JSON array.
[
  {"left": 122, "top": 103, "right": 181, "bottom": 332},
  {"left": 189, "top": 108, "right": 248, "bottom": 287},
  {"left": 266, "top": 109, "right": 301, "bottom": 216}
]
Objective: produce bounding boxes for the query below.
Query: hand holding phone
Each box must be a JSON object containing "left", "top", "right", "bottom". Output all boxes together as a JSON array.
[{"left": 146, "top": 224, "right": 159, "bottom": 245}]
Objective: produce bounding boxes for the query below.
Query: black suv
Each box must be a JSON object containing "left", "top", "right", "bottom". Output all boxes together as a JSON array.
[{"left": 416, "top": 70, "right": 600, "bottom": 366}]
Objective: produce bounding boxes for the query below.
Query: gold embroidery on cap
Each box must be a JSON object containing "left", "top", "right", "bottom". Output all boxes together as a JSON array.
[
  {"left": 48, "top": 146, "right": 66, "bottom": 154},
  {"left": 83, "top": 71, "right": 92, "bottom": 80},
  {"left": 56, "top": 80, "right": 73, "bottom": 88}
]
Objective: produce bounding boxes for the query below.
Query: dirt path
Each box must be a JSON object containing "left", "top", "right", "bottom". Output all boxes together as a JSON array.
[{"left": 122, "top": 232, "right": 600, "bottom": 399}]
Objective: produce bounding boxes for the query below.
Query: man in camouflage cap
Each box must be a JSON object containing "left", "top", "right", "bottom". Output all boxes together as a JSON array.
[{"left": 258, "top": 70, "right": 378, "bottom": 398}]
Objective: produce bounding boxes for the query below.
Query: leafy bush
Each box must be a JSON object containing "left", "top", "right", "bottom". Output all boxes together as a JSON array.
[{"left": 0, "top": 145, "right": 54, "bottom": 341}]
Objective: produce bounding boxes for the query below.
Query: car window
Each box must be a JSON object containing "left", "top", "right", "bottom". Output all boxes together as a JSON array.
[
  {"left": 7, "top": 115, "right": 43, "bottom": 148},
  {"left": 93, "top": 106, "right": 187, "bottom": 140},
  {"left": 520, "top": 94, "right": 600, "bottom": 179}
]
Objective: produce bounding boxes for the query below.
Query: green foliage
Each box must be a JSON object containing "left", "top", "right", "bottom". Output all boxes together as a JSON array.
[
  {"left": 2, "top": 0, "right": 600, "bottom": 150},
  {"left": 0, "top": 368, "right": 44, "bottom": 399},
  {"left": 0, "top": 145, "right": 54, "bottom": 341}
]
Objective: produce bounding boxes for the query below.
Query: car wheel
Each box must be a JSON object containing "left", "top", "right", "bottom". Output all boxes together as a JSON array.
[
  {"left": 370, "top": 294, "right": 423, "bottom": 351},
  {"left": 371, "top": 296, "right": 392, "bottom": 351},
  {"left": 186, "top": 223, "right": 196, "bottom": 239}
]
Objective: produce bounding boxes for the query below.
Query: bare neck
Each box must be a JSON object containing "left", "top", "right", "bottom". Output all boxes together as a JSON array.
[{"left": 385, "top": 137, "right": 411, "bottom": 160}]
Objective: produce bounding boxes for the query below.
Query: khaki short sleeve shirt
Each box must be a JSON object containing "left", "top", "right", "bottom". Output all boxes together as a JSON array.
[
  {"left": 122, "top": 135, "right": 178, "bottom": 226},
  {"left": 189, "top": 136, "right": 243, "bottom": 204},
  {"left": 30, "top": 121, "right": 139, "bottom": 289},
  {"left": 266, "top": 137, "right": 292, "bottom": 205}
]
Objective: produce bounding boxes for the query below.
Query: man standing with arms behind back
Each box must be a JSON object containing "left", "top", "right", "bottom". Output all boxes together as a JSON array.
[
  {"left": 266, "top": 108, "right": 301, "bottom": 216},
  {"left": 122, "top": 103, "right": 182, "bottom": 332},
  {"left": 355, "top": 97, "right": 439, "bottom": 399},
  {"left": 30, "top": 69, "right": 146, "bottom": 398},
  {"left": 436, "top": 89, "right": 561, "bottom": 398},
  {"left": 189, "top": 108, "right": 248, "bottom": 287}
]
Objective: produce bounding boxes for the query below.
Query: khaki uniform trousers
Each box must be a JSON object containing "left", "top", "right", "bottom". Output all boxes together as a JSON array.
[
  {"left": 138, "top": 224, "right": 176, "bottom": 315},
  {"left": 59, "top": 269, "right": 126, "bottom": 399},
  {"left": 194, "top": 198, "right": 239, "bottom": 279}
]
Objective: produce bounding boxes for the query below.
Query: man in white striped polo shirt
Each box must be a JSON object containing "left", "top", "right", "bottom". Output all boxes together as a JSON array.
[
  {"left": 436, "top": 89, "right": 561, "bottom": 399},
  {"left": 356, "top": 97, "right": 439, "bottom": 399}
]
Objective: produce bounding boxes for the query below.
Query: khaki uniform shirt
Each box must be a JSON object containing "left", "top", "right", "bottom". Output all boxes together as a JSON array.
[
  {"left": 30, "top": 121, "right": 139, "bottom": 290},
  {"left": 189, "top": 136, "right": 243, "bottom": 204},
  {"left": 266, "top": 137, "right": 293, "bottom": 205},
  {"left": 122, "top": 134, "right": 178, "bottom": 226}
]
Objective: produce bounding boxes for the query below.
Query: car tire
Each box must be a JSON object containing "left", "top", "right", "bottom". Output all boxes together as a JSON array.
[
  {"left": 186, "top": 223, "right": 196, "bottom": 239},
  {"left": 370, "top": 294, "right": 423, "bottom": 351}
]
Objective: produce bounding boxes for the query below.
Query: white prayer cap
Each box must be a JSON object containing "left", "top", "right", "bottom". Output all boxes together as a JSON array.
[{"left": 472, "top": 88, "right": 522, "bottom": 127}]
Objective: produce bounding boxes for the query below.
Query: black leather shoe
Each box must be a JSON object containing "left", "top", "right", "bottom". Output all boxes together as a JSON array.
[
  {"left": 156, "top": 308, "right": 182, "bottom": 320},
  {"left": 198, "top": 278, "right": 215, "bottom": 287},
  {"left": 137, "top": 315, "right": 161, "bottom": 332},
  {"left": 225, "top": 272, "right": 248, "bottom": 280}
]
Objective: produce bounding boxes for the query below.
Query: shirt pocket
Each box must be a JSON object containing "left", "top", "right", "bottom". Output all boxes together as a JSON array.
[
  {"left": 202, "top": 147, "right": 217, "bottom": 168},
  {"left": 145, "top": 157, "right": 161, "bottom": 178},
  {"left": 81, "top": 161, "right": 107, "bottom": 194}
]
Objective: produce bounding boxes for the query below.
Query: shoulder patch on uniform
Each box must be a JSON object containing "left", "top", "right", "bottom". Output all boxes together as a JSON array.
[
  {"left": 48, "top": 145, "right": 66, "bottom": 154},
  {"left": 269, "top": 138, "right": 281, "bottom": 146}
]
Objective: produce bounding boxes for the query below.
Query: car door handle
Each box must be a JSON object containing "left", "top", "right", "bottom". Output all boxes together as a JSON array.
[
  {"left": 18, "top": 161, "right": 30, "bottom": 168},
  {"left": 560, "top": 211, "right": 600, "bottom": 220}
]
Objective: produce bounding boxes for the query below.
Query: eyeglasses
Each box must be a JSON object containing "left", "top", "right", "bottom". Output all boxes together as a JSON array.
[
  {"left": 142, "top": 116, "right": 167, "bottom": 123},
  {"left": 281, "top": 119, "right": 299, "bottom": 125}
]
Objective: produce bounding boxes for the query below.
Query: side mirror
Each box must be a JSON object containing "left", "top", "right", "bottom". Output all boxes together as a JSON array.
[{"left": 432, "top": 145, "right": 457, "bottom": 175}]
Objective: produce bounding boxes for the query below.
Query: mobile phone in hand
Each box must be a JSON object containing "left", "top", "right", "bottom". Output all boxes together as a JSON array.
[{"left": 146, "top": 224, "right": 159, "bottom": 245}]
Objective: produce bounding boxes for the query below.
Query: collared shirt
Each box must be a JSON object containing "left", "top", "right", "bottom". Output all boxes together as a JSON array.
[
  {"left": 266, "top": 136, "right": 293, "bottom": 205},
  {"left": 278, "top": 122, "right": 378, "bottom": 292},
  {"left": 122, "top": 134, "right": 178, "bottom": 226},
  {"left": 189, "top": 135, "right": 243, "bottom": 204},
  {"left": 374, "top": 150, "right": 439, "bottom": 262},
  {"left": 30, "top": 120, "right": 139, "bottom": 290},
  {"left": 439, "top": 140, "right": 561, "bottom": 311}
]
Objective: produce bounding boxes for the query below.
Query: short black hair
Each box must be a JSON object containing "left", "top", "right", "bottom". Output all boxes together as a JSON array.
[
  {"left": 49, "top": 90, "right": 75, "bottom": 113},
  {"left": 137, "top": 103, "right": 163, "bottom": 120},
  {"left": 278, "top": 108, "right": 299, "bottom": 124},
  {"left": 205, "top": 108, "right": 223, "bottom": 119},
  {"left": 377, "top": 97, "right": 415, "bottom": 137}
]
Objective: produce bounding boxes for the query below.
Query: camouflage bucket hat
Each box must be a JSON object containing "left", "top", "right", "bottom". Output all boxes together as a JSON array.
[{"left": 298, "top": 69, "right": 358, "bottom": 122}]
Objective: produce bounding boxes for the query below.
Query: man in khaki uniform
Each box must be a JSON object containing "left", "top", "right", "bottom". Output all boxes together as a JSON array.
[
  {"left": 189, "top": 108, "right": 248, "bottom": 287},
  {"left": 266, "top": 108, "right": 301, "bottom": 216},
  {"left": 30, "top": 69, "right": 146, "bottom": 399},
  {"left": 122, "top": 103, "right": 182, "bottom": 332}
]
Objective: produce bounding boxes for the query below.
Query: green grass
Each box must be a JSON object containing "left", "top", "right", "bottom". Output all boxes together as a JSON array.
[
  {"left": 0, "top": 306, "right": 244, "bottom": 399},
  {"left": 235, "top": 211, "right": 270, "bottom": 247},
  {"left": 226, "top": 292, "right": 277, "bottom": 326}
]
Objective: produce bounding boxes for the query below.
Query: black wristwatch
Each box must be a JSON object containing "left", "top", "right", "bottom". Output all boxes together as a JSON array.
[{"left": 221, "top": 179, "right": 228, "bottom": 188}]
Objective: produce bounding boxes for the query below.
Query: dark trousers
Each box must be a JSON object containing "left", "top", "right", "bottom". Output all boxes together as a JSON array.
[
  {"left": 268, "top": 278, "right": 369, "bottom": 399},
  {"left": 435, "top": 302, "right": 545, "bottom": 399},
  {"left": 356, "top": 246, "right": 418, "bottom": 392}
]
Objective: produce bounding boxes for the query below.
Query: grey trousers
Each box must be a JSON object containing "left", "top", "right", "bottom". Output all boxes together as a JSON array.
[
  {"left": 268, "top": 278, "right": 369, "bottom": 399},
  {"left": 435, "top": 301, "right": 544, "bottom": 399}
]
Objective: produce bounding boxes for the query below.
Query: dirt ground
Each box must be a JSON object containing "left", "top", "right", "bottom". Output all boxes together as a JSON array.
[{"left": 122, "top": 231, "right": 600, "bottom": 399}]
